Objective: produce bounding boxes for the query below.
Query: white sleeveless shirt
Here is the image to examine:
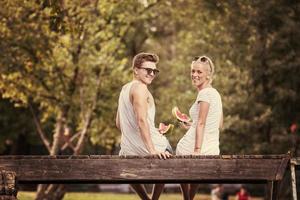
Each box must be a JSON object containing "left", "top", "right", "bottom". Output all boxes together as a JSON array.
[
  {"left": 118, "top": 80, "right": 171, "bottom": 156},
  {"left": 176, "top": 87, "right": 222, "bottom": 155}
]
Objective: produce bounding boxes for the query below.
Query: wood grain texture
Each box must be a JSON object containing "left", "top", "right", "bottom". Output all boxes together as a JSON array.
[{"left": 0, "top": 155, "right": 289, "bottom": 184}]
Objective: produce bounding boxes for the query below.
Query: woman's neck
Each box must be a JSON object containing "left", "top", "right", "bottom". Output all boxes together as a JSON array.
[{"left": 197, "top": 82, "right": 212, "bottom": 91}]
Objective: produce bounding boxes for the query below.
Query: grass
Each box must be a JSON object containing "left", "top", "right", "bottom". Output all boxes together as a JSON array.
[
  {"left": 18, "top": 192, "right": 211, "bottom": 200},
  {"left": 18, "top": 192, "right": 263, "bottom": 200}
]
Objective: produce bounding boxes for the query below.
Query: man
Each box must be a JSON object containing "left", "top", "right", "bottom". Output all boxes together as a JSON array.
[{"left": 116, "top": 52, "right": 172, "bottom": 200}]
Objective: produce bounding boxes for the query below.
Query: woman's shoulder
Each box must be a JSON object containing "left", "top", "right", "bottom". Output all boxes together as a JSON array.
[
  {"left": 198, "top": 87, "right": 219, "bottom": 94},
  {"left": 198, "top": 88, "right": 221, "bottom": 102}
]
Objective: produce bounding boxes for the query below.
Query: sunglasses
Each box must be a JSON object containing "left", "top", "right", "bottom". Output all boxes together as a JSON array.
[
  {"left": 137, "top": 66, "right": 160, "bottom": 76},
  {"left": 193, "top": 56, "right": 212, "bottom": 73}
]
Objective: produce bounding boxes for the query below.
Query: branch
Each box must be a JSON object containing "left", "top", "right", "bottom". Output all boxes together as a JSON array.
[
  {"left": 60, "top": 131, "right": 80, "bottom": 151},
  {"left": 28, "top": 102, "right": 51, "bottom": 153},
  {"left": 138, "top": 0, "right": 162, "bottom": 15},
  {"left": 73, "top": 66, "right": 103, "bottom": 155}
]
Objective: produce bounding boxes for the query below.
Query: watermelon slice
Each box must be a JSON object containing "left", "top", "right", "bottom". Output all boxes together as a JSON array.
[
  {"left": 158, "top": 123, "right": 174, "bottom": 135},
  {"left": 172, "top": 106, "right": 191, "bottom": 123}
]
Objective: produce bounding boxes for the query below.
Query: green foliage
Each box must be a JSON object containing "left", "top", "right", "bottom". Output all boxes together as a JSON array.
[
  {"left": 139, "top": 0, "right": 299, "bottom": 154},
  {"left": 0, "top": 0, "right": 141, "bottom": 154}
]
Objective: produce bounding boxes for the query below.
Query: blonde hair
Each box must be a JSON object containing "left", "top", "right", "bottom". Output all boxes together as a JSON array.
[{"left": 192, "top": 55, "right": 215, "bottom": 84}]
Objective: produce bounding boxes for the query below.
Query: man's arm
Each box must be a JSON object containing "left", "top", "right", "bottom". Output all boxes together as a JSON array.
[{"left": 131, "top": 83, "right": 156, "bottom": 154}]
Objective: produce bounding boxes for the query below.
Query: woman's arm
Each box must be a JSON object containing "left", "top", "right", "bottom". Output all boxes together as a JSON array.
[
  {"left": 116, "top": 111, "right": 120, "bottom": 129},
  {"left": 219, "top": 110, "right": 223, "bottom": 129},
  {"left": 194, "top": 101, "right": 210, "bottom": 154}
]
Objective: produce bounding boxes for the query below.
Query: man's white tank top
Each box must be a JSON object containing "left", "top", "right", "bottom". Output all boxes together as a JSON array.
[{"left": 118, "top": 80, "right": 171, "bottom": 156}]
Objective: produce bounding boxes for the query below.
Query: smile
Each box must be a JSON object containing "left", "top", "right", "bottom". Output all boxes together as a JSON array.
[{"left": 192, "top": 77, "right": 200, "bottom": 80}]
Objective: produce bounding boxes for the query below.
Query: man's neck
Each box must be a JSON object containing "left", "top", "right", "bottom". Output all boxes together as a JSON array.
[{"left": 133, "top": 78, "right": 148, "bottom": 87}]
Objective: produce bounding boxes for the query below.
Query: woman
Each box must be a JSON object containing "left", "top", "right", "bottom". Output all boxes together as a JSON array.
[
  {"left": 235, "top": 186, "right": 251, "bottom": 200},
  {"left": 176, "top": 55, "right": 223, "bottom": 200}
]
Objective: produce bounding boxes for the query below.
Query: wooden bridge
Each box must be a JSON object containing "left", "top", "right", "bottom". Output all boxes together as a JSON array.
[{"left": 0, "top": 154, "right": 293, "bottom": 200}]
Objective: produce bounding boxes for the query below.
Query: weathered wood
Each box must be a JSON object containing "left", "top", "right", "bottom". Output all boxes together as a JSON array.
[
  {"left": 0, "top": 155, "right": 289, "bottom": 184},
  {"left": 0, "top": 171, "right": 17, "bottom": 200},
  {"left": 290, "top": 157, "right": 300, "bottom": 165},
  {"left": 267, "top": 181, "right": 280, "bottom": 200},
  {"left": 290, "top": 158, "right": 300, "bottom": 200},
  {"left": 0, "top": 196, "right": 17, "bottom": 200}
]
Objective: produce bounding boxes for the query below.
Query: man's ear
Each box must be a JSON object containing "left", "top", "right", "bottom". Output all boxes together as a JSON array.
[{"left": 133, "top": 67, "right": 138, "bottom": 75}]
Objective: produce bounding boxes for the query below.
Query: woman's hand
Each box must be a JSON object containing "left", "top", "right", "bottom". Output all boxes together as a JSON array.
[
  {"left": 193, "top": 147, "right": 201, "bottom": 155},
  {"left": 179, "top": 121, "right": 192, "bottom": 130}
]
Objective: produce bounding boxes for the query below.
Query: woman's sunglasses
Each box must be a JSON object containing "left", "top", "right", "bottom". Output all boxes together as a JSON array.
[
  {"left": 137, "top": 66, "right": 160, "bottom": 76},
  {"left": 193, "top": 56, "right": 212, "bottom": 73}
]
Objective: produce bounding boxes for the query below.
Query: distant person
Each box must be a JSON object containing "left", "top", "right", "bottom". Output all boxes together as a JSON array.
[
  {"left": 211, "top": 184, "right": 221, "bottom": 200},
  {"left": 235, "top": 186, "right": 251, "bottom": 200},
  {"left": 116, "top": 52, "right": 172, "bottom": 200},
  {"left": 176, "top": 56, "right": 223, "bottom": 200},
  {"left": 211, "top": 184, "right": 229, "bottom": 200},
  {"left": 219, "top": 185, "right": 229, "bottom": 200}
]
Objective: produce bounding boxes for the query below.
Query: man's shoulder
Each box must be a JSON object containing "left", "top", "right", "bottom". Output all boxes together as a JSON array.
[{"left": 131, "top": 81, "right": 148, "bottom": 95}]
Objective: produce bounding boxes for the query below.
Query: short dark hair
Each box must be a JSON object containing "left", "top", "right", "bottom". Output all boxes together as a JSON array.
[{"left": 132, "top": 52, "right": 159, "bottom": 69}]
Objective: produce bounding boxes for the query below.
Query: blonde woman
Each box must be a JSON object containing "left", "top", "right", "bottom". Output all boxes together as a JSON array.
[{"left": 176, "top": 56, "right": 223, "bottom": 200}]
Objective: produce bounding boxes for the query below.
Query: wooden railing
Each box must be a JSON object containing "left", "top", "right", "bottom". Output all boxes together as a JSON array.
[
  {"left": 290, "top": 158, "right": 300, "bottom": 200},
  {"left": 0, "top": 155, "right": 291, "bottom": 200}
]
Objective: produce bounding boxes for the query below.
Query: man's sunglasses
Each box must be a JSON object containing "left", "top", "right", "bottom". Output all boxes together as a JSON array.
[
  {"left": 137, "top": 66, "right": 160, "bottom": 76},
  {"left": 193, "top": 56, "right": 212, "bottom": 73}
]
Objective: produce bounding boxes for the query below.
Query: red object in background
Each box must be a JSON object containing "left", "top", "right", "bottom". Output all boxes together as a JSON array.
[{"left": 290, "top": 123, "right": 297, "bottom": 133}]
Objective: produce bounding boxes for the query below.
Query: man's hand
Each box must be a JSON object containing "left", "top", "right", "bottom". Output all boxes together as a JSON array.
[{"left": 150, "top": 150, "right": 172, "bottom": 159}]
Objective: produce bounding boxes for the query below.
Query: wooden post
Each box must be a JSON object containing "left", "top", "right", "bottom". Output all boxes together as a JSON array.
[
  {"left": 291, "top": 158, "right": 298, "bottom": 200},
  {"left": 0, "top": 171, "right": 17, "bottom": 200},
  {"left": 267, "top": 181, "right": 280, "bottom": 200}
]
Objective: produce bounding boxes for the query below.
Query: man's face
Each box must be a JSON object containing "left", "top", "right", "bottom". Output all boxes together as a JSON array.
[{"left": 135, "top": 61, "right": 159, "bottom": 85}]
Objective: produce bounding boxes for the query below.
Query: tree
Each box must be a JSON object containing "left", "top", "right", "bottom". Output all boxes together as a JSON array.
[{"left": 0, "top": 0, "right": 160, "bottom": 199}]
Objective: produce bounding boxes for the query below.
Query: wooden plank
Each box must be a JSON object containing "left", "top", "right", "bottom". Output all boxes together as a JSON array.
[
  {"left": 0, "top": 154, "right": 289, "bottom": 160},
  {"left": 275, "top": 157, "right": 290, "bottom": 180},
  {"left": 291, "top": 162, "right": 298, "bottom": 200},
  {"left": 0, "top": 155, "right": 288, "bottom": 184},
  {"left": 0, "top": 196, "right": 17, "bottom": 200},
  {"left": 291, "top": 158, "right": 300, "bottom": 165},
  {"left": 267, "top": 181, "right": 280, "bottom": 200}
]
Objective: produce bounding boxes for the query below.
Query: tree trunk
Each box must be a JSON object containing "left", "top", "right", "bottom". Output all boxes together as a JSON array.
[
  {"left": 35, "top": 184, "right": 66, "bottom": 200},
  {"left": 35, "top": 110, "right": 68, "bottom": 200}
]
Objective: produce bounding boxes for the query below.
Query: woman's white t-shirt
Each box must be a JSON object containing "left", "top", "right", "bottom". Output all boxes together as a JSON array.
[{"left": 176, "top": 87, "right": 222, "bottom": 155}]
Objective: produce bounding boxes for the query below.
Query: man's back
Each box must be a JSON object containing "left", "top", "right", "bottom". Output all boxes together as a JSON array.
[
  {"left": 118, "top": 80, "right": 170, "bottom": 156},
  {"left": 118, "top": 80, "right": 149, "bottom": 155}
]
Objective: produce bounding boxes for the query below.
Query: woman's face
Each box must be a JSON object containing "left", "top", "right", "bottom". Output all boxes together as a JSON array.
[{"left": 191, "top": 63, "right": 209, "bottom": 88}]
